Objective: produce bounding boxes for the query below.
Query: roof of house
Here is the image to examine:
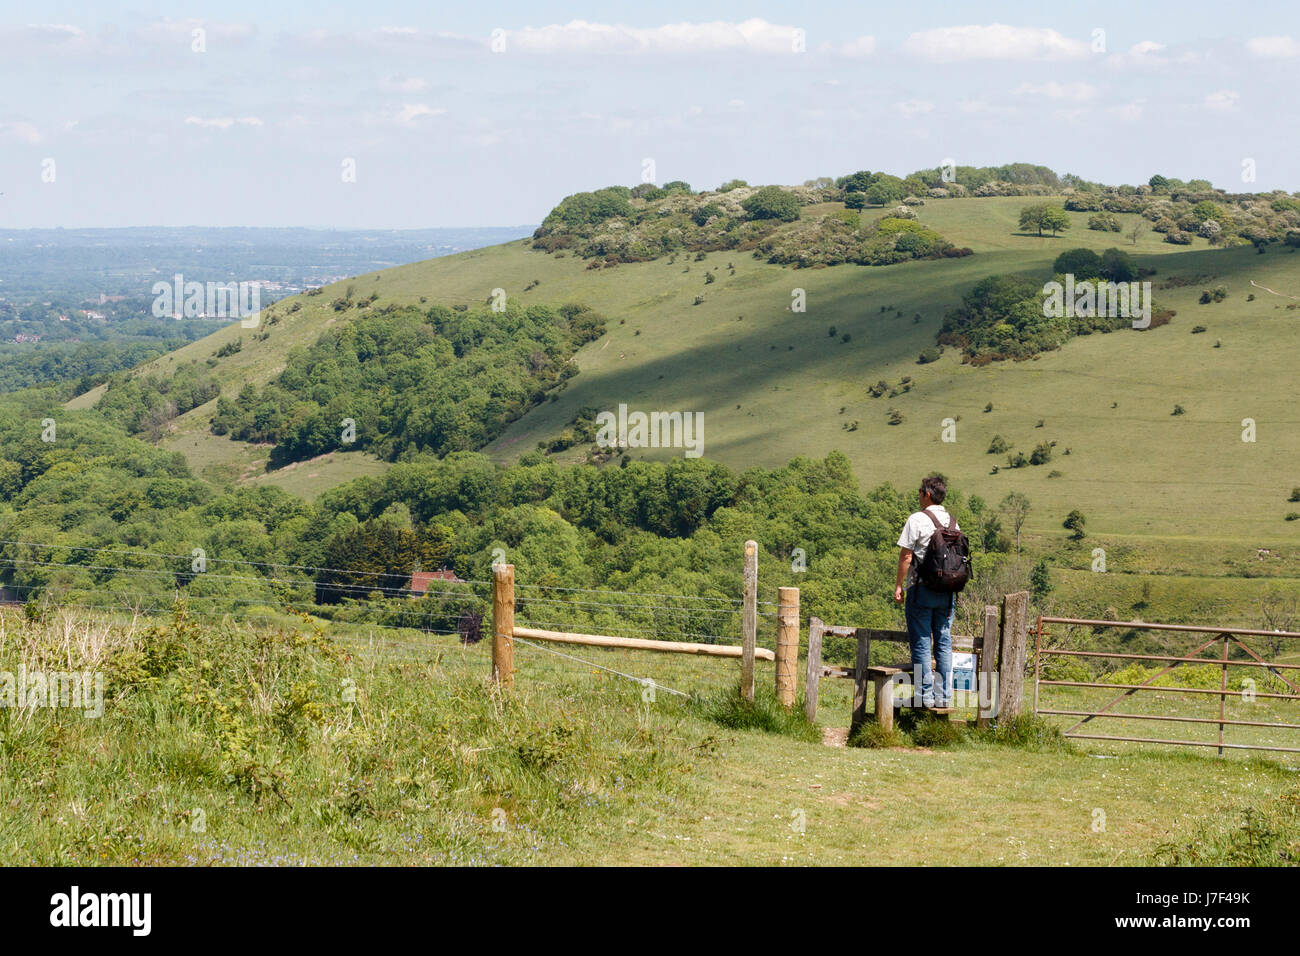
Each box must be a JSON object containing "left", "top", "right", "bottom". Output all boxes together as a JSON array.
[{"left": 409, "top": 569, "right": 465, "bottom": 592}]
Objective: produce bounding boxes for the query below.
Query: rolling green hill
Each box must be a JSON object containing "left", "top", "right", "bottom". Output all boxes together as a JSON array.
[{"left": 71, "top": 195, "right": 1300, "bottom": 556}]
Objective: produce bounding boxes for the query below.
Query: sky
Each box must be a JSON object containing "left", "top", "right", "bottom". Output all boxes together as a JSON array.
[{"left": 1, "top": 0, "right": 1298, "bottom": 228}]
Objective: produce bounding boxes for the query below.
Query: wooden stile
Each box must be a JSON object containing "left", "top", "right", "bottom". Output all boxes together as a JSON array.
[
  {"left": 998, "top": 591, "right": 1030, "bottom": 719},
  {"left": 805, "top": 617, "right": 825, "bottom": 722},
  {"left": 851, "top": 630, "right": 871, "bottom": 733},
  {"left": 977, "top": 604, "right": 1000, "bottom": 729}
]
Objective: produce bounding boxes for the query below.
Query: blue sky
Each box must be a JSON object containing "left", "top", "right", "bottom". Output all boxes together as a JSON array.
[{"left": 1, "top": 1, "right": 1297, "bottom": 227}]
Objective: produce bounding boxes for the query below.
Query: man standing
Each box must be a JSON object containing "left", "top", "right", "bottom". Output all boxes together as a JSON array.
[{"left": 894, "top": 475, "right": 960, "bottom": 709}]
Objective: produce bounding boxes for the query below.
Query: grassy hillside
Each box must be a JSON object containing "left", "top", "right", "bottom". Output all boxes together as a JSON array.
[{"left": 75, "top": 196, "right": 1300, "bottom": 554}]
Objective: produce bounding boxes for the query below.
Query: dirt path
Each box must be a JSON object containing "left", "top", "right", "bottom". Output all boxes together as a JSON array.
[{"left": 821, "top": 726, "right": 848, "bottom": 747}]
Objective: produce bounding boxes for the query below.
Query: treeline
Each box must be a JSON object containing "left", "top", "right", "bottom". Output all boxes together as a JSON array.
[
  {"left": 533, "top": 181, "right": 967, "bottom": 268},
  {"left": 0, "top": 340, "right": 177, "bottom": 395},
  {"left": 0, "top": 398, "right": 1017, "bottom": 660},
  {"left": 209, "top": 302, "right": 606, "bottom": 468}
]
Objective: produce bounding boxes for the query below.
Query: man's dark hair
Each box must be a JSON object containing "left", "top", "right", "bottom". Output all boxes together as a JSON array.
[{"left": 920, "top": 474, "right": 947, "bottom": 504}]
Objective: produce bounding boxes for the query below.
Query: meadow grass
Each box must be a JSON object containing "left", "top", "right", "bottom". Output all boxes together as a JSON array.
[{"left": 2, "top": 606, "right": 1296, "bottom": 866}]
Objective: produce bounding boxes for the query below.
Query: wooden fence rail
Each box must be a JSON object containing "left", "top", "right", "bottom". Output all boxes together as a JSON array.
[
  {"left": 491, "top": 544, "right": 792, "bottom": 700},
  {"left": 489, "top": 552, "right": 1030, "bottom": 731}
]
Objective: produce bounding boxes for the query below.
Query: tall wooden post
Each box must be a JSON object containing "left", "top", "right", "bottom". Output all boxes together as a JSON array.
[
  {"left": 997, "top": 591, "right": 1030, "bottom": 719},
  {"left": 775, "top": 586, "right": 799, "bottom": 708},
  {"left": 851, "top": 630, "right": 871, "bottom": 734},
  {"left": 977, "top": 604, "right": 1000, "bottom": 729},
  {"left": 805, "top": 617, "right": 824, "bottom": 722},
  {"left": 741, "top": 540, "right": 757, "bottom": 701},
  {"left": 492, "top": 564, "right": 515, "bottom": 688}
]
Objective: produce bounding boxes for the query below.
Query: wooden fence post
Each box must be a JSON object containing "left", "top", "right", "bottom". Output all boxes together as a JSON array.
[
  {"left": 977, "top": 604, "right": 1000, "bottom": 729},
  {"left": 775, "top": 586, "right": 799, "bottom": 708},
  {"left": 741, "top": 540, "right": 757, "bottom": 701},
  {"left": 805, "top": 617, "right": 824, "bottom": 722},
  {"left": 492, "top": 564, "right": 515, "bottom": 688},
  {"left": 851, "top": 630, "right": 871, "bottom": 734},
  {"left": 997, "top": 591, "right": 1030, "bottom": 719}
]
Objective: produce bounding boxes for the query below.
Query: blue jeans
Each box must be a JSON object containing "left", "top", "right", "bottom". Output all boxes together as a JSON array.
[{"left": 905, "top": 582, "right": 954, "bottom": 706}]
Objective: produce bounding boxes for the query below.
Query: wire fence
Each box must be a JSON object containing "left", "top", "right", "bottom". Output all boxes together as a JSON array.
[{"left": 0, "top": 537, "right": 769, "bottom": 699}]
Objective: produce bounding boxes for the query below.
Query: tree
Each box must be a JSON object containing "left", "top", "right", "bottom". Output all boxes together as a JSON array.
[
  {"left": 1053, "top": 248, "right": 1101, "bottom": 279},
  {"left": 1030, "top": 558, "right": 1053, "bottom": 599},
  {"left": 1258, "top": 588, "right": 1299, "bottom": 658},
  {"left": 1000, "top": 492, "right": 1031, "bottom": 555},
  {"left": 1019, "top": 203, "right": 1071, "bottom": 237},
  {"left": 1127, "top": 219, "right": 1148, "bottom": 247},
  {"left": 866, "top": 181, "right": 903, "bottom": 206},
  {"left": 691, "top": 202, "right": 723, "bottom": 226},
  {"left": 1098, "top": 248, "right": 1137, "bottom": 283},
  {"left": 1088, "top": 212, "right": 1121, "bottom": 232},
  {"left": 844, "top": 191, "right": 867, "bottom": 210},
  {"left": 1063, "top": 509, "right": 1086, "bottom": 539},
  {"left": 741, "top": 186, "right": 801, "bottom": 222}
]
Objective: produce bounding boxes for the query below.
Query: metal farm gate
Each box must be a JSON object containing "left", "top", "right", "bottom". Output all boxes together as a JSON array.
[{"left": 1032, "top": 616, "right": 1300, "bottom": 756}]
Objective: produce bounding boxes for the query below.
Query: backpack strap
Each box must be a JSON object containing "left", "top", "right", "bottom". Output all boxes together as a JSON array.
[{"left": 923, "top": 509, "right": 957, "bottom": 532}]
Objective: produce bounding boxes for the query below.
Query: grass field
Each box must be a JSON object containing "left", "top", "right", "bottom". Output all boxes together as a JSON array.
[
  {"left": 2, "top": 607, "right": 1295, "bottom": 866},
  {"left": 73, "top": 197, "right": 1300, "bottom": 544}
]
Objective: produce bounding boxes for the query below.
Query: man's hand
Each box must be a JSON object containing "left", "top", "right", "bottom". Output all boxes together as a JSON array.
[{"left": 894, "top": 585, "right": 905, "bottom": 604}]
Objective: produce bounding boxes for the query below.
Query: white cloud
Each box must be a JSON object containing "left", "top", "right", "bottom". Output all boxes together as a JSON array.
[
  {"left": 138, "top": 18, "right": 256, "bottom": 46},
  {"left": 0, "top": 23, "right": 95, "bottom": 55},
  {"left": 500, "top": 18, "right": 804, "bottom": 54},
  {"left": 183, "top": 116, "right": 264, "bottom": 129},
  {"left": 897, "top": 99, "right": 935, "bottom": 118},
  {"left": 840, "top": 35, "right": 876, "bottom": 57},
  {"left": 362, "top": 103, "right": 448, "bottom": 128},
  {"left": 1013, "top": 81, "right": 1097, "bottom": 101},
  {"left": 288, "top": 26, "right": 473, "bottom": 54},
  {"left": 380, "top": 75, "right": 431, "bottom": 94},
  {"left": 395, "top": 103, "right": 444, "bottom": 125},
  {"left": 0, "top": 120, "right": 42, "bottom": 145},
  {"left": 1246, "top": 35, "right": 1300, "bottom": 57},
  {"left": 1129, "top": 40, "right": 1166, "bottom": 56},
  {"left": 904, "top": 24, "right": 1089, "bottom": 61},
  {"left": 1110, "top": 101, "right": 1145, "bottom": 123},
  {"left": 1204, "top": 90, "right": 1239, "bottom": 111}
]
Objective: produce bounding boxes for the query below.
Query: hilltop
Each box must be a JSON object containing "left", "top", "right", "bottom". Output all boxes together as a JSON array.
[{"left": 66, "top": 168, "right": 1300, "bottom": 557}]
